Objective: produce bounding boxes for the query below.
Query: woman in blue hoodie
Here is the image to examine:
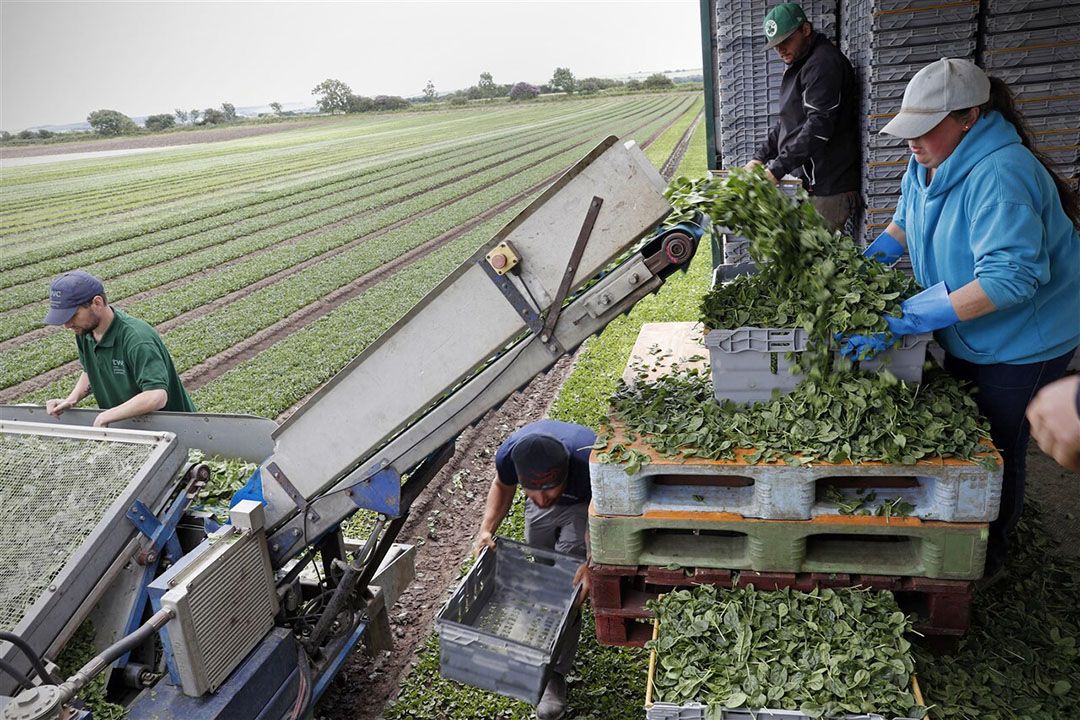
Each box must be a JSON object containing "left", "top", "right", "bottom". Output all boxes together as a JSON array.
[{"left": 852, "top": 58, "right": 1080, "bottom": 575}]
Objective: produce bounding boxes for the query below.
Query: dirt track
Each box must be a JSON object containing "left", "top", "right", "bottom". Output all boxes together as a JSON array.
[{"left": 0, "top": 121, "right": 320, "bottom": 160}]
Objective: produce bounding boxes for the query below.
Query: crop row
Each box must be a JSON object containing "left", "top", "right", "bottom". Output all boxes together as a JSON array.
[
  {"left": 191, "top": 210, "right": 519, "bottom": 416},
  {"left": 1, "top": 96, "right": 695, "bottom": 392},
  {"left": 0, "top": 98, "right": 667, "bottom": 267},
  {"left": 0, "top": 100, "right": 677, "bottom": 336},
  {"left": 0, "top": 97, "right": 663, "bottom": 296},
  {"left": 0, "top": 105, "right": 591, "bottom": 269},
  {"left": 0, "top": 100, "right": 645, "bottom": 235}
]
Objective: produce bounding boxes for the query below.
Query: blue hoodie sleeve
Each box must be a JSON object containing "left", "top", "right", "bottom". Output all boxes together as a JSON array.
[
  {"left": 968, "top": 200, "right": 1050, "bottom": 310},
  {"left": 892, "top": 191, "right": 907, "bottom": 232}
]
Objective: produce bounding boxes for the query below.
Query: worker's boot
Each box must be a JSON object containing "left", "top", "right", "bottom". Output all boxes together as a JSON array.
[{"left": 536, "top": 672, "right": 567, "bottom": 720}]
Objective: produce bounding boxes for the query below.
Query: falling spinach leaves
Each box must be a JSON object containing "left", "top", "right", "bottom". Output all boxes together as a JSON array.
[{"left": 667, "top": 169, "right": 918, "bottom": 376}]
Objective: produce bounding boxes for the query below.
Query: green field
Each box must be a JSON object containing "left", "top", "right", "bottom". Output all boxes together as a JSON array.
[{"left": 0, "top": 93, "right": 702, "bottom": 414}]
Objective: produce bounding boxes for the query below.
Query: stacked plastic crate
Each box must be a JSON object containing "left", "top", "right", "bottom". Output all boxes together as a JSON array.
[
  {"left": 587, "top": 323, "right": 1003, "bottom": 653},
  {"left": 842, "top": 0, "right": 980, "bottom": 267},
  {"left": 982, "top": 0, "right": 1080, "bottom": 186},
  {"left": 715, "top": 0, "right": 838, "bottom": 170}
]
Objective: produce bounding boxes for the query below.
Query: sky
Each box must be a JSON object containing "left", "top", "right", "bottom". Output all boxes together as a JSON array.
[{"left": 1, "top": 1, "right": 703, "bottom": 131}]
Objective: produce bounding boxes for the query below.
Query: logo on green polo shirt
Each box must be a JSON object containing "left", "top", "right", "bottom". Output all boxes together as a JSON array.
[{"left": 112, "top": 359, "right": 126, "bottom": 375}]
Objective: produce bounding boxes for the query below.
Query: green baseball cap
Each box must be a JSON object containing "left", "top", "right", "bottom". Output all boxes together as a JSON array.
[{"left": 763, "top": 3, "right": 808, "bottom": 48}]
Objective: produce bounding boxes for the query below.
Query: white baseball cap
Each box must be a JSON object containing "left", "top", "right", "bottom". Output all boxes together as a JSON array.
[{"left": 881, "top": 58, "right": 991, "bottom": 139}]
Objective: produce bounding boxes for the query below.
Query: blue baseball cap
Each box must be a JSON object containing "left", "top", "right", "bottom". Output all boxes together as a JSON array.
[{"left": 45, "top": 271, "right": 105, "bottom": 325}]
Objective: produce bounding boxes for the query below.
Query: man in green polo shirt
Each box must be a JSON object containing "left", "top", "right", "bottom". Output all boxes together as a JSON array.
[{"left": 44, "top": 270, "right": 195, "bottom": 426}]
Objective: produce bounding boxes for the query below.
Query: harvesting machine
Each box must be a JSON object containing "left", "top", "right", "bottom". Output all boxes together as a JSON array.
[{"left": 0, "top": 137, "right": 704, "bottom": 720}]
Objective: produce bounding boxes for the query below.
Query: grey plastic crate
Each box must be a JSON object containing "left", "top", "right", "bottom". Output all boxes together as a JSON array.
[
  {"left": 871, "top": 38, "right": 977, "bottom": 65},
  {"left": 873, "top": 3, "right": 977, "bottom": 30},
  {"left": 712, "top": 261, "right": 758, "bottom": 286},
  {"left": 986, "top": 0, "right": 1079, "bottom": 14},
  {"left": 1017, "top": 94, "right": 1080, "bottom": 118},
  {"left": 1026, "top": 113, "right": 1080, "bottom": 133},
  {"left": 865, "top": 175, "right": 904, "bottom": 196},
  {"left": 991, "top": 59, "right": 1080, "bottom": 86},
  {"left": 866, "top": 160, "right": 907, "bottom": 180},
  {"left": 1010, "top": 76, "right": 1080, "bottom": 102},
  {"left": 1036, "top": 128, "right": 1080, "bottom": 148},
  {"left": 723, "top": 234, "right": 751, "bottom": 265},
  {"left": 986, "top": 5, "right": 1080, "bottom": 31},
  {"left": 867, "top": 24, "right": 975, "bottom": 48},
  {"left": 985, "top": 38, "right": 1080, "bottom": 69},
  {"left": 705, "top": 328, "right": 931, "bottom": 404},
  {"left": 436, "top": 538, "right": 581, "bottom": 705},
  {"left": 865, "top": 144, "right": 910, "bottom": 163}
]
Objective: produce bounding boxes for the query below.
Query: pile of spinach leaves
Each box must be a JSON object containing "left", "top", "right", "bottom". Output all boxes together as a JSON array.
[
  {"left": 647, "top": 584, "right": 926, "bottom": 718},
  {"left": 606, "top": 367, "right": 994, "bottom": 467}
]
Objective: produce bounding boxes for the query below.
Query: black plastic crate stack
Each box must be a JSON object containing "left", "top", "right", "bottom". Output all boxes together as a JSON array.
[
  {"left": 715, "top": 0, "right": 838, "bottom": 168},
  {"left": 983, "top": 0, "right": 1080, "bottom": 184},
  {"left": 842, "top": 0, "right": 979, "bottom": 266}
]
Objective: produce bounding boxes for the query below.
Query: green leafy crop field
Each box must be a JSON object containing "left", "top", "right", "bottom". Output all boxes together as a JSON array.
[{"left": 0, "top": 93, "right": 702, "bottom": 414}]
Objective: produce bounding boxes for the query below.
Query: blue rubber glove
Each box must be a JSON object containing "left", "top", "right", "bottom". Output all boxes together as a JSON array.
[
  {"left": 839, "top": 282, "right": 959, "bottom": 360},
  {"left": 863, "top": 230, "right": 905, "bottom": 265}
]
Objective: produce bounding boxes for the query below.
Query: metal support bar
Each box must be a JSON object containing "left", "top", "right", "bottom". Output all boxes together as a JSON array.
[{"left": 541, "top": 196, "right": 604, "bottom": 344}]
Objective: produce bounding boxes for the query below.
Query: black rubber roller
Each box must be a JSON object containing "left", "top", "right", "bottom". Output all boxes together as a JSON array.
[{"left": 662, "top": 231, "right": 694, "bottom": 265}]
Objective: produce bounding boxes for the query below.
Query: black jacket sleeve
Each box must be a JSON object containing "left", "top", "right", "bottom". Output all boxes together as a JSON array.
[
  {"left": 753, "top": 122, "right": 781, "bottom": 164},
  {"left": 767, "top": 50, "right": 846, "bottom": 180}
]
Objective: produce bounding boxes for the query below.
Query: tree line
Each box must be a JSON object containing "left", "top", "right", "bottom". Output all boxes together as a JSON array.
[{"left": 2, "top": 67, "right": 685, "bottom": 141}]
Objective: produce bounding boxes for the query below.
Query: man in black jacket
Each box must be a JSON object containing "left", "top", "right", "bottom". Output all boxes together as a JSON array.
[{"left": 748, "top": 3, "right": 861, "bottom": 233}]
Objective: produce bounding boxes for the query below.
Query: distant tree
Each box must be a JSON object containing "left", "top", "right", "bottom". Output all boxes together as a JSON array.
[
  {"left": 578, "top": 79, "right": 600, "bottom": 95},
  {"left": 36, "top": 129, "right": 55, "bottom": 138},
  {"left": 626, "top": 79, "right": 643, "bottom": 91},
  {"left": 423, "top": 80, "right": 436, "bottom": 102},
  {"left": 0, "top": 131, "right": 11, "bottom": 141},
  {"left": 465, "top": 86, "right": 483, "bottom": 101},
  {"left": 174, "top": 109, "right": 189, "bottom": 124},
  {"left": 200, "top": 107, "right": 226, "bottom": 124},
  {"left": 449, "top": 94, "right": 469, "bottom": 106},
  {"left": 551, "top": 67, "right": 576, "bottom": 95},
  {"left": 190, "top": 109, "right": 201, "bottom": 124},
  {"left": 538, "top": 84, "right": 554, "bottom": 94},
  {"left": 269, "top": 101, "right": 283, "bottom": 115},
  {"left": 508, "top": 82, "right": 540, "bottom": 101},
  {"left": 346, "top": 94, "right": 375, "bottom": 113},
  {"left": 373, "top": 95, "right": 410, "bottom": 111},
  {"left": 144, "top": 114, "right": 176, "bottom": 131},
  {"left": 221, "top": 103, "right": 237, "bottom": 121},
  {"left": 87, "top": 109, "right": 138, "bottom": 136},
  {"left": 579, "top": 77, "right": 621, "bottom": 91},
  {"left": 478, "top": 71, "right": 498, "bottom": 99},
  {"left": 311, "top": 78, "right": 354, "bottom": 114},
  {"left": 17, "top": 129, "right": 35, "bottom": 140},
  {"left": 643, "top": 73, "right": 674, "bottom": 90}
]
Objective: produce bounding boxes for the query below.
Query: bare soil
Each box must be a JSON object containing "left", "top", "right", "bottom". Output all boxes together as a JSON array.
[{"left": 0, "top": 121, "right": 320, "bottom": 160}]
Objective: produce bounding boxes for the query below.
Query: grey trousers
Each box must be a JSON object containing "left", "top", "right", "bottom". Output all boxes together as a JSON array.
[
  {"left": 525, "top": 499, "right": 588, "bottom": 675},
  {"left": 810, "top": 191, "right": 861, "bottom": 235}
]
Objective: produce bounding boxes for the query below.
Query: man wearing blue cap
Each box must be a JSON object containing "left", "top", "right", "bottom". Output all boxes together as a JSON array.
[
  {"left": 43, "top": 270, "right": 195, "bottom": 426},
  {"left": 747, "top": 2, "right": 860, "bottom": 233},
  {"left": 473, "top": 419, "right": 594, "bottom": 720}
]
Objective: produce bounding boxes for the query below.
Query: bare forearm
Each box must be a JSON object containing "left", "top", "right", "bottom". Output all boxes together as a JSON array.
[
  {"left": 68, "top": 373, "right": 91, "bottom": 403},
  {"left": 949, "top": 280, "right": 997, "bottom": 322},
  {"left": 885, "top": 222, "right": 907, "bottom": 248},
  {"left": 480, "top": 480, "right": 516, "bottom": 535},
  {"left": 95, "top": 389, "right": 167, "bottom": 426}
]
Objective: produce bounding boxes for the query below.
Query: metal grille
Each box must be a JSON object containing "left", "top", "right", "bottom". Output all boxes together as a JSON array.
[{"left": 0, "top": 431, "right": 157, "bottom": 632}]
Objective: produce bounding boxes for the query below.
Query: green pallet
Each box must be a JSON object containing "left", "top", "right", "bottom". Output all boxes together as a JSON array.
[{"left": 589, "top": 506, "right": 988, "bottom": 580}]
